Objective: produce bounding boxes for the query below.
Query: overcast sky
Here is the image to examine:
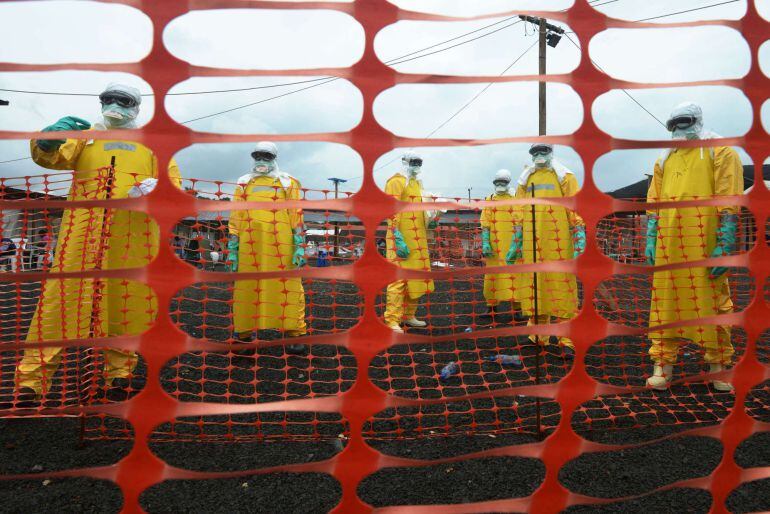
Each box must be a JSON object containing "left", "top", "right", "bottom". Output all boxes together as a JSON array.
[{"left": 0, "top": 0, "right": 766, "bottom": 199}]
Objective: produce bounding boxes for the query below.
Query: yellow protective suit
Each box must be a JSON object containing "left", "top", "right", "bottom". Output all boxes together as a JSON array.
[
  {"left": 647, "top": 146, "right": 742, "bottom": 365},
  {"left": 17, "top": 136, "right": 181, "bottom": 396},
  {"left": 384, "top": 173, "right": 434, "bottom": 326},
  {"left": 513, "top": 167, "right": 582, "bottom": 348},
  {"left": 229, "top": 173, "right": 306, "bottom": 335},
  {"left": 480, "top": 191, "right": 519, "bottom": 307}
]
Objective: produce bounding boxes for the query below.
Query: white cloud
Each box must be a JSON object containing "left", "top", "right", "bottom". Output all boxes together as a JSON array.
[
  {"left": 589, "top": 26, "right": 751, "bottom": 83},
  {"left": 374, "top": 82, "right": 583, "bottom": 139},
  {"left": 592, "top": 86, "right": 753, "bottom": 141},
  {"left": 0, "top": 71, "right": 155, "bottom": 131},
  {"left": 163, "top": 9, "right": 365, "bottom": 70},
  {"left": 166, "top": 76, "right": 363, "bottom": 135},
  {"left": 0, "top": 1, "right": 151, "bottom": 64},
  {"left": 591, "top": 0, "right": 747, "bottom": 23},
  {"left": 375, "top": 17, "right": 579, "bottom": 76}
]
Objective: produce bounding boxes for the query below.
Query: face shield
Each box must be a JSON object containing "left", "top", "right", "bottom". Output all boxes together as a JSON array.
[
  {"left": 666, "top": 102, "right": 704, "bottom": 141},
  {"left": 99, "top": 84, "right": 141, "bottom": 128},
  {"left": 403, "top": 156, "right": 423, "bottom": 176},
  {"left": 251, "top": 150, "right": 277, "bottom": 175},
  {"left": 529, "top": 144, "right": 554, "bottom": 169}
]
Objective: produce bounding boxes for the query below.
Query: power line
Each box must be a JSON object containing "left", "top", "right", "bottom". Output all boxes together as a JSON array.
[
  {"left": 563, "top": 33, "right": 666, "bottom": 128},
  {"left": 374, "top": 39, "right": 539, "bottom": 173},
  {"left": 635, "top": 0, "right": 740, "bottom": 22},
  {"left": 0, "top": 15, "right": 525, "bottom": 99}
]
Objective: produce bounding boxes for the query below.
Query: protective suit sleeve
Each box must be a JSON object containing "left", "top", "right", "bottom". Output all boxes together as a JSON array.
[
  {"left": 480, "top": 196, "right": 492, "bottom": 229},
  {"left": 30, "top": 138, "right": 87, "bottom": 170},
  {"left": 384, "top": 176, "right": 406, "bottom": 228},
  {"left": 287, "top": 177, "right": 304, "bottom": 229},
  {"left": 168, "top": 158, "right": 183, "bottom": 189},
  {"left": 228, "top": 186, "right": 245, "bottom": 237},
  {"left": 560, "top": 174, "right": 585, "bottom": 229},
  {"left": 713, "top": 146, "right": 744, "bottom": 215}
]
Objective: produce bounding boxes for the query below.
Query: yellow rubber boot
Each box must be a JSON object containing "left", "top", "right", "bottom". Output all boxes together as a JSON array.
[{"left": 646, "top": 364, "right": 673, "bottom": 390}]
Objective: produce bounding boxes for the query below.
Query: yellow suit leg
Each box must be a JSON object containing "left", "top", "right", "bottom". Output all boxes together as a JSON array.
[
  {"left": 527, "top": 315, "right": 550, "bottom": 344},
  {"left": 556, "top": 316, "right": 575, "bottom": 349},
  {"left": 102, "top": 349, "right": 138, "bottom": 385},
  {"left": 286, "top": 287, "right": 308, "bottom": 337},
  {"left": 403, "top": 296, "right": 419, "bottom": 320},
  {"left": 648, "top": 337, "right": 680, "bottom": 365},
  {"left": 704, "top": 280, "right": 734, "bottom": 365},
  {"left": 16, "top": 347, "right": 63, "bottom": 395},
  {"left": 384, "top": 280, "right": 407, "bottom": 325}
]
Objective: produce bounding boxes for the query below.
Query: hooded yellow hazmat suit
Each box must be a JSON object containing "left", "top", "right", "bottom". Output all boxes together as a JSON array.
[
  {"left": 229, "top": 173, "right": 306, "bottom": 335},
  {"left": 17, "top": 136, "right": 181, "bottom": 396},
  {"left": 480, "top": 191, "right": 519, "bottom": 307},
  {"left": 513, "top": 165, "right": 582, "bottom": 348},
  {"left": 384, "top": 173, "right": 434, "bottom": 326},
  {"left": 647, "top": 146, "right": 742, "bottom": 365}
]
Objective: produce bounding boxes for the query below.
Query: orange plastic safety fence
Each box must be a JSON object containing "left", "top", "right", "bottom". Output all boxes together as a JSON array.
[{"left": 0, "top": 2, "right": 769, "bottom": 514}]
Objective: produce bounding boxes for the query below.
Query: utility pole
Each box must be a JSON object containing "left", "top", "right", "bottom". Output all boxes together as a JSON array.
[
  {"left": 327, "top": 178, "right": 347, "bottom": 258},
  {"left": 519, "top": 14, "right": 563, "bottom": 442},
  {"left": 518, "top": 15, "right": 564, "bottom": 136}
]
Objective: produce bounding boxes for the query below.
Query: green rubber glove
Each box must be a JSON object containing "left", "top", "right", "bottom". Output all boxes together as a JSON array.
[
  {"left": 292, "top": 228, "right": 306, "bottom": 268},
  {"left": 572, "top": 225, "right": 586, "bottom": 259},
  {"left": 37, "top": 116, "right": 91, "bottom": 152},
  {"left": 393, "top": 229, "right": 410, "bottom": 259},
  {"left": 645, "top": 215, "right": 658, "bottom": 265},
  {"left": 481, "top": 228, "right": 493, "bottom": 258},
  {"left": 227, "top": 236, "right": 239, "bottom": 272},
  {"left": 505, "top": 226, "right": 523, "bottom": 264},
  {"left": 427, "top": 219, "right": 438, "bottom": 229},
  {"left": 709, "top": 212, "right": 738, "bottom": 279}
]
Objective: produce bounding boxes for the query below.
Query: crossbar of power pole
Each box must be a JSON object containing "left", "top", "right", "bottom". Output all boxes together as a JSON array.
[{"left": 517, "top": 15, "right": 565, "bottom": 34}]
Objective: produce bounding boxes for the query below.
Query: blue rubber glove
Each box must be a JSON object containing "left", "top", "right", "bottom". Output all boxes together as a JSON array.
[
  {"left": 481, "top": 228, "right": 493, "bottom": 258},
  {"left": 393, "top": 229, "right": 410, "bottom": 259},
  {"left": 709, "top": 212, "right": 738, "bottom": 279},
  {"left": 505, "top": 226, "right": 523, "bottom": 264},
  {"left": 572, "top": 225, "right": 586, "bottom": 259},
  {"left": 226, "top": 236, "right": 239, "bottom": 272},
  {"left": 36, "top": 116, "right": 91, "bottom": 152},
  {"left": 645, "top": 215, "right": 659, "bottom": 265},
  {"left": 292, "top": 229, "right": 306, "bottom": 268}
]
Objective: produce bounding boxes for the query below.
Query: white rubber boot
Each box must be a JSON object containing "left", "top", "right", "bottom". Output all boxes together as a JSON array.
[
  {"left": 709, "top": 363, "right": 734, "bottom": 392},
  {"left": 387, "top": 322, "right": 404, "bottom": 333},
  {"left": 404, "top": 318, "right": 427, "bottom": 328},
  {"left": 646, "top": 364, "right": 673, "bottom": 390}
]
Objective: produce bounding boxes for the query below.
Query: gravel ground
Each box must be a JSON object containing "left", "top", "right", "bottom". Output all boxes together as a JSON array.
[{"left": 0, "top": 279, "right": 767, "bottom": 512}]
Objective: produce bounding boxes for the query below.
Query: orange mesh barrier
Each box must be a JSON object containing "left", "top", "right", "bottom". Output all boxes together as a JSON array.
[{"left": 0, "top": 2, "right": 769, "bottom": 513}]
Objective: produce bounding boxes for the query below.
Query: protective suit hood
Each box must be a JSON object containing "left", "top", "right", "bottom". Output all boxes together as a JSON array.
[
  {"left": 99, "top": 83, "right": 141, "bottom": 129},
  {"left": 237, "top": 169, "right": 294, "bottom": 189}
]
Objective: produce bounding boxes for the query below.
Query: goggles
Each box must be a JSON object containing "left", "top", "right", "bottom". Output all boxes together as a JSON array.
[
  {"left": 251, "top": 151, "right": 277, "bottom": 161},
  {"left": 666, "top": 115, "right": 697, "bottom": 132},
  {"left": 404, "top": 158, "right": 423, "bottom": 167},
  {"left": 493, "top": 180, "right": 510, "bottom": 186},
  {"left": 529, "top": 144, "right": 552, "bottom": 156},
  {"left": 99, "top": 93, "right": 138, "bottom": 109}
]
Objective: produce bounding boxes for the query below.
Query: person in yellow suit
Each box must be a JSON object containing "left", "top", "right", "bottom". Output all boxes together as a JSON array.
[
  {"left": 506, "top": 144, "right": 584, "bottom": 359},
  {"left": 383, "top": 151, "right": 437, "bottom": 333},
  {"left": 229, "top": 142, "right": 308, "bottom": 355},
  {"left": 480, "top": 169, "right": 524, "bottom": 320},
  {"left": 645, "top": 102, "right": 742, "bottom": 392},
  {"left": 12, "top": 83, "right": 181, "bottom": 407}
]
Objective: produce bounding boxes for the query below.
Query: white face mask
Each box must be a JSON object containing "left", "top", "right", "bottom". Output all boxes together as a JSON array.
[
  {"left": 495, "top": 183, "right": 509, "bottom": 193},
  {"left": 253, "top": 158, "right": 277, "bottom": 175},
  {"left": 672, "top": 127, "right": 701, "bottom": 141},
  {"left": 533, "top": 153, "right": 552, "bottom": 169},
  {"left": 407, "top": 165, "right": 421, "bottom": 177},
  {"left": 101, "top": 104, "right": 138, "bottom": 128}
]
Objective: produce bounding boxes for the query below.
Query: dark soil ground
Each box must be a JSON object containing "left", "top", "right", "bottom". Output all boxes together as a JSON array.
[{"left": 0, "top": 277, "right": 768, "bottom": 513}]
